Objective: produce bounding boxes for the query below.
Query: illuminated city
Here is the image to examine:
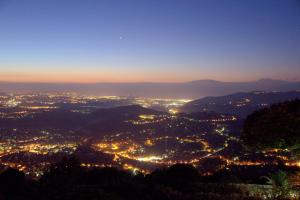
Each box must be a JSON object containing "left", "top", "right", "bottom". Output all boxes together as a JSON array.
[{"left": 1, "top": 92, "right": 300, "bottom": 179}]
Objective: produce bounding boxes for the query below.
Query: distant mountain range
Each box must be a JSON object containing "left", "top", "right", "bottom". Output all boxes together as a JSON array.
[
  {"left": 0, "top": 79, "right": 300, "bottom": 98},
  {"left": 180, "top": 91, "right": 300, "bottom": 118}
]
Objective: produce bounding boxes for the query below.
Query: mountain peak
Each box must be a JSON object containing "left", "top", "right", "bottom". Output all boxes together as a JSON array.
[{"left": 256, "top": 78, "right": 286, "bottom": 83}]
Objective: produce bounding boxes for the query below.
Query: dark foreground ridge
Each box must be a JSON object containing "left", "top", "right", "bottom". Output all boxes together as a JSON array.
[{"left": 0, "top": 156, "right": 299, "bottom": 200}]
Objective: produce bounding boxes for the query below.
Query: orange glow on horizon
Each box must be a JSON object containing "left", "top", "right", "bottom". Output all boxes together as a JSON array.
[
  {"left": 0, "top": 71, "right": 275, "bottom": 83},
  {"left": 0, "top": 66, "right": 295, "bottom": 83},
  {"left": 0, "top": 70, "right": 193, "bottom": 83}
]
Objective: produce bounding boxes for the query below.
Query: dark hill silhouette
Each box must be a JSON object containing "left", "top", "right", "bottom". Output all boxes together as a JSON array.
[
  {"left": 242, "top": 99, "right": 300, "bottom": 152},
  {"left": 89, "top": 104, "right": 163, "bottom": 121},
  {"left": 181, "top": 91, "right": 300, "bottom": 118},
  {"left": 0, "top": 110, "right": 86, "bottom": 129},
  {"left": 183, "top": 111, "right": 235, "bottom": 120},
  {"left": 0, "top": 105, "right": 165, "bottom": 134},
  {"left": 84, "top": 105, "right": 165, "bottom": 134}
]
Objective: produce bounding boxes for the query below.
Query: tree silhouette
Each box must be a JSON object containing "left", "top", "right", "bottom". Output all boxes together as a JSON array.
[{"left": 242, "top": 99, "right": 300, "bottom": 155}]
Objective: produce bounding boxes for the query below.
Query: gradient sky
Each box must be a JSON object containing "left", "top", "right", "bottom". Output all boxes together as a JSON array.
[{"left": 0, "top": 0, "right": 299, "bottom": 83}]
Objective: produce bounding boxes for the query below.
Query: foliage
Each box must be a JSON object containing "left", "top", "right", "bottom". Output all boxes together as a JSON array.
[
  {"left": 242, "top": 99, "right": 300, "bottom": 153},
  {"left": 263, "top": 170, "right": 293, "bottom": 199}
]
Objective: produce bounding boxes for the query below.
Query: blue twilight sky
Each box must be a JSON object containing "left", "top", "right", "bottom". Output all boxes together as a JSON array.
[{"left": 0, "top": 0, "right": 299, "bottom": 83}]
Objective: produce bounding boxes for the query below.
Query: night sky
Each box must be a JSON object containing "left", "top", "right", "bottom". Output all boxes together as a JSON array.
[{"left": 0, "top": 0, "right": 299, "bottom": 83}]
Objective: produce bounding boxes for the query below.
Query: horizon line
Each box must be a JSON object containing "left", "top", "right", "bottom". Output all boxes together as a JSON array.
[{"left": 0, "top": 78, "right": 298, "bottom": 85}]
